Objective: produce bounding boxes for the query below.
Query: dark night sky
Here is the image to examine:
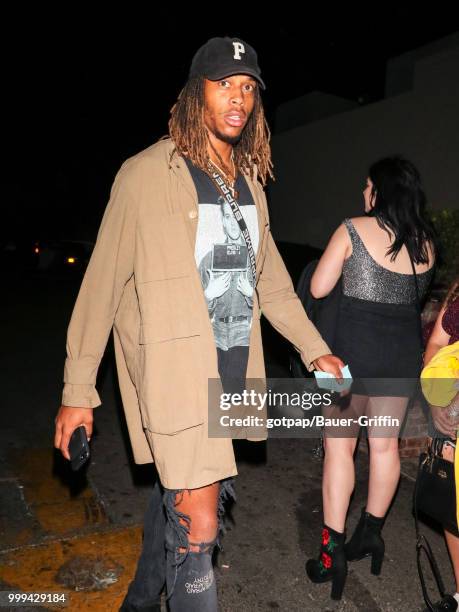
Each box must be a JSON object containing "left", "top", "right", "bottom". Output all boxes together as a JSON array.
[{"left": 5, "top": 9, "right": 458, "bottom": 245}]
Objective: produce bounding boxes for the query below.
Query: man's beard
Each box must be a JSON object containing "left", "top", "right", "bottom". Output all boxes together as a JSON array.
[{"left": 211, "top": 127, "right": 242, "bottom": 146}]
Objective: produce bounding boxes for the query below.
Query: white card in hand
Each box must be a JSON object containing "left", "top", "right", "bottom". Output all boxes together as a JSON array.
[{"left": 313, "top": 365, "right": 353, "bottom": 392}]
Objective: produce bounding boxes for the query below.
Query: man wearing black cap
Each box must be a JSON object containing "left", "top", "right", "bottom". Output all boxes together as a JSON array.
[{"left": 55, "top": 35, "right": 343, "bottom": 611}]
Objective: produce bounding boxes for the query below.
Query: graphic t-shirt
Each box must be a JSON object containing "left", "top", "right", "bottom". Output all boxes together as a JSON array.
[{"left": 184, "top": 157, "right": 259, "bottom": 388}]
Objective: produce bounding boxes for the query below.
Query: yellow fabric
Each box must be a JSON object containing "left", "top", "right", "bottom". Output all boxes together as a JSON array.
[
  {"left": 421, "top": 341, "right": 459, "bottom": 407},
  {"left": 421, "top": 341, "right": 459, "bottom": 528}
]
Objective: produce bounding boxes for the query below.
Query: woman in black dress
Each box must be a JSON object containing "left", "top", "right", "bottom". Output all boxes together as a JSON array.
[{"left": 305, "top": 156, "right": 438, "bottom": 600}]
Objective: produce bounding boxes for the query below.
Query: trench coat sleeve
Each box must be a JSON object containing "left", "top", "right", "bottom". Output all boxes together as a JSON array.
[
  {"left": 257, "top": 231, "right": 331, "bottom": 372},
  {"left": 61, "top": 165, "right": 138, "bottom": 408}
]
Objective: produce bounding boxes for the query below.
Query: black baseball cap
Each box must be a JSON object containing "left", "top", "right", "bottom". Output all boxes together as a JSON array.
[{"left": 189, "top": 36, "right": 266, "bottom": 90}]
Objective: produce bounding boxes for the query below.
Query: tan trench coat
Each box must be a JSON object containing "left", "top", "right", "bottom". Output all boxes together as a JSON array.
[{"left": 61, "top": 137, "right": 331, "bottom": 489}]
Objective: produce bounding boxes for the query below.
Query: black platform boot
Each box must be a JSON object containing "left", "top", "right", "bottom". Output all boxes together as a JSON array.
[
  {"left": 306, "top": 525, "right": 347, "bottom": 601},
  {"left": 344, "top": 507, "right": 385, "bottom": 575}
]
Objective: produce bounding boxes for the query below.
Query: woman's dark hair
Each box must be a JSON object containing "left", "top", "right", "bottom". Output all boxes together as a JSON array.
[
  {"left": 445, "top": 277, "right": 459, "bottom": 307},
  {"left": 366, "top": 156, "right": 439, "bottom": 264}
]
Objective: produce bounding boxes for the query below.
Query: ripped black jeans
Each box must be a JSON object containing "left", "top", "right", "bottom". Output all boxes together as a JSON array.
[
  {"left": 121, "top": 347, "right": 244, "bottom": 611},
  {"left": 120, "top": 477, "right": 235, "bottom": 612}
]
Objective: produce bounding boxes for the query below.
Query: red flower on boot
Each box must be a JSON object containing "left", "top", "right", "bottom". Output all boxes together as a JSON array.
[
  {"left": 322, "top": 528, "right": 330, "bottom": 546},
  {"left": 321, "top": 552, "right": 332, "bottom": 569}
]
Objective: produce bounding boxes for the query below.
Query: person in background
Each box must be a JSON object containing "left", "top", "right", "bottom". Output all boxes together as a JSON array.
[
  {"left": 306, "top": 156, "right": 437, "bottom": 600},
  {"left": 422, "top": 278, "right": 459, "bottom": 612}
]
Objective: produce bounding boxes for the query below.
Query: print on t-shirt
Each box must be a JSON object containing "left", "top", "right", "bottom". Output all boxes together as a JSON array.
[
  {"left": 184, "top": 157, "right": 259, "bottom": 352},
  {"left": 197, "top": 196, "right": 259, "bottom": 351}
]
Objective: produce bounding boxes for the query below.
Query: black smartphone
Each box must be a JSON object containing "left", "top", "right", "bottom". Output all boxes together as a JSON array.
[{"left": 68, "top": 425, "right": 90, "bottom": 471}]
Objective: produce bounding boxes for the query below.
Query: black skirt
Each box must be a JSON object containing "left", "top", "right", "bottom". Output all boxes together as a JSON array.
[{"left": 333, "top": 295, "right": 423, "bottom": 397}]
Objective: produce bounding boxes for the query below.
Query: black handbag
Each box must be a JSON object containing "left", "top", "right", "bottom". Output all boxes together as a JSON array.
[
  {"left": 415, "top": 437, "right": 458, "bottom": 536},
  {"left": 413, "top": 437, "right": 458, "bottom": 611}
]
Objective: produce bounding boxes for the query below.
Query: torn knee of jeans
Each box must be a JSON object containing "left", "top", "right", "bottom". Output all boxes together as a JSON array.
[
  {"left": 188, "top": 537, "right": 218, "bottom": 554},
  {"left": 163, "top": 488, "right": 191, "bottom": 557},
  {"left": 217, "top": 477, "right": 236, "bottom": 529},
  {"left": 216, "top": 477, "right": 236, "bottom": 548},
  {"left": 164, "top": 478, "right": 236, "bottom": 556}
]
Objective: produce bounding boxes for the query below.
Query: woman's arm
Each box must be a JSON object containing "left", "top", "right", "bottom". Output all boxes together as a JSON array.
[{"left": 310, "top": 223, "right": 350, "bottom": 298}]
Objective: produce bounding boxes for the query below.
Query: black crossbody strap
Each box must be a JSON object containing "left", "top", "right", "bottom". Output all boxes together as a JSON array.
[
  {"left": 409, "top": 253, "right": 424, "bottom": 347},
  {"left": 207, "top": 162, "right": 257, "bottom": 283}
]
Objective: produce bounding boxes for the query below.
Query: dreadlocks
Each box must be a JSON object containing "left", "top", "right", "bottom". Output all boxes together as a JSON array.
[{"left": 166, "top": 76, "right": 274, "bottom": 187}]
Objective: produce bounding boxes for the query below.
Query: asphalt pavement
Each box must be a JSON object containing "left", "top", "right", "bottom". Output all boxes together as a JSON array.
[{"left": 0, "top": 272, "right": 455, "bottom": 611}]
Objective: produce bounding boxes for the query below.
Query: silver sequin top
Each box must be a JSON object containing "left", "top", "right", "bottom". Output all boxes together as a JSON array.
[{"left": 342, "top": 218, "right": 434, "bottom": 304}]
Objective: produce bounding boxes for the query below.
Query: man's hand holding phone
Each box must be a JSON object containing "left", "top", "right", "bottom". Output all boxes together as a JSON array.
[{"left": 54, "top": 406, "right": 93, "bottom": 463}]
